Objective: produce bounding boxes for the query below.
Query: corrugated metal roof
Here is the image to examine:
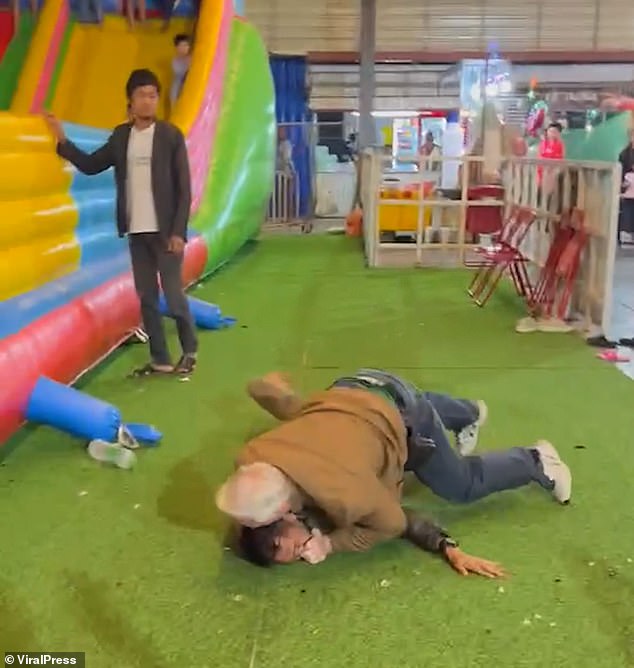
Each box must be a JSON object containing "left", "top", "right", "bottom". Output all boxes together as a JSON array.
[{"left": 245, "top": 0, "right": 634, "bottom": 53}]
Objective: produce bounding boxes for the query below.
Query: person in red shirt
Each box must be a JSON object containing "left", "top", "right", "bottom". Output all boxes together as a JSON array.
[
  {"left": 539, "top": 122, "right": 565, "bottom": 160},
  {"left": 538, "top": 122, "right": 565, "bottom": 193}
]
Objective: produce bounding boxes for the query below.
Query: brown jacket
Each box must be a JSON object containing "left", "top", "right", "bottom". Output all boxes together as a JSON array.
[
  {"left": 237, "top": 388, "right": 408, "bottom": 553},
  {"left": 56, "top": 120, "right": 191, "bottom": 241}
]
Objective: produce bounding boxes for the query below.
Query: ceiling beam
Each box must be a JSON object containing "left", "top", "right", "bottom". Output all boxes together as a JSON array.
[{"left": 306, "top": 50, "right": 634, "bottom": 65}]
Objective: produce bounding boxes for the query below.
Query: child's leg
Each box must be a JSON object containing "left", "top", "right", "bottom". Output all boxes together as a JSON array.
[{"left": 126, "top": 0, "right": 135, "bottom": 28}]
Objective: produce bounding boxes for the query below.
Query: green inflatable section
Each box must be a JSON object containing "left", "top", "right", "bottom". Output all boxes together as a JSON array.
[
  {"left": 0, "top": 13, "right": 35, "bottom": 110},
  {"left": 191, "top": 18, "right": 275, "bottom": 273},
  {"left": 563, "top": 113, "right": 631, "bottom": 162}
]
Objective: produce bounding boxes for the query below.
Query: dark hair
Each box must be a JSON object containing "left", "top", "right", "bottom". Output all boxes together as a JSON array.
[
  {"left": 548, "top": 122, "right": 563, "bottom": 133},
  {"left": 173, "top": 33, "right": 190, "bottom": 47},
  {"left": 126, "top": 69, "right": 161, "bottom": 99},
  {"left": 238, "top": 521, "right": 283, "bottom": 567}
]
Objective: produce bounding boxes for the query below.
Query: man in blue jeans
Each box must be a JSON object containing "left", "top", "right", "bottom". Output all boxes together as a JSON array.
[{"left": 247, "top": 369, "right": 570, "bottom": 509}]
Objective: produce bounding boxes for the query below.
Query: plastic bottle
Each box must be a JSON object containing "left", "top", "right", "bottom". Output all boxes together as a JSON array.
[
  {"left": 117, "top": 424, "right": 139, "bottom": 449},
  {"left": 87, "top": 440, "right": 137, "bottom": 470},
  {"left": 124, "top": 423, "right": 162, "bottom": 446}
]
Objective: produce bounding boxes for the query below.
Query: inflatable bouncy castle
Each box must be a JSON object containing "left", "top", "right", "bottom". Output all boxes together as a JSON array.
[{"left": 0, "top": 0, "right": 275, "bottom": 445}]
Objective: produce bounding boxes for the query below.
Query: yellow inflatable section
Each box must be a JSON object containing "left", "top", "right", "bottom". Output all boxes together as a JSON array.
[
  {"left": 0, "top": 114, "right": 77, "bottom": 302},
  {"left": 51, "top": 16, "right": 193, "bottom": 128}
]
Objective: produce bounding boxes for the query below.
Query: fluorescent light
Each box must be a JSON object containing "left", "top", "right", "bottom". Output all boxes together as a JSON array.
[{"left": 350, "top": 111, "right": 421, "bottom": 118}]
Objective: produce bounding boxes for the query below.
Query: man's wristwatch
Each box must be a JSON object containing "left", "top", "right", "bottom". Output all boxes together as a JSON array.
[{"left": 439, "top": 537, "right": 459, "bottom": 554}]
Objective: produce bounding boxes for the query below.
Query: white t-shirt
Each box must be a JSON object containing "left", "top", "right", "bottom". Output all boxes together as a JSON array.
[{"left": 127, "top": 124, "right": 159, "bottom": 234}]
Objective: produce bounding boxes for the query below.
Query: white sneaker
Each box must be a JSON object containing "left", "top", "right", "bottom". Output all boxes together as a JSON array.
[
  {"left": 457, "top": 400, "right": 488, "bottom": 455},
  {"left": 534, "top": 440, "right": 571, "bottom": 504},
  {"left": 87, "top": 440, "right": 136, "bottom": 470}
]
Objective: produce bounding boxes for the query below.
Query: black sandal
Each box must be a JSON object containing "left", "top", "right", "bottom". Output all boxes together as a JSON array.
[
  {"left": 128, "top": 363, "right": 174, "bottom": 378},
  {"left": 174, "top": 355, "right": 197, "bottom": 375},
  {"left": 586, "top": 335, "right": 617, "bottom": 349},
  {"left": 619, "top": 337, "right": 634, "bottom": 348}
]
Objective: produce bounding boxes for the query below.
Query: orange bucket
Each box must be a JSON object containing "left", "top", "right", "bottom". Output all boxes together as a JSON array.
[{"left": 345, "top": 207, "right": 363, "bottom": 237}]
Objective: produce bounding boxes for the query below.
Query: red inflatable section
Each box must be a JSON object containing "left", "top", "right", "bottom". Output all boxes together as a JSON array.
[
  {"left": 0, "top": 12, "right": 14, "bottom": 61},
  {"left": 0, "top": 236, "right": 208, "bottom": 444}
]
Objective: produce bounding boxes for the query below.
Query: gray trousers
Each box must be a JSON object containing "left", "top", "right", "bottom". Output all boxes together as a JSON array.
[
  {"left": 128, "top": 232, "right": 197, "bottom": 366},
  {"left": 334, "top": 369, "right": 553, "bottom": 504}
]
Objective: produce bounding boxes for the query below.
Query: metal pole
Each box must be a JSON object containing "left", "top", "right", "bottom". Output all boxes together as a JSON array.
[{"left": 358, "top": 0, "right": 376, "bottom": 150}]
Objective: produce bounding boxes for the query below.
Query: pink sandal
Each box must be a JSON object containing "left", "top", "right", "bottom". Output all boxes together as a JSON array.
[{"left": 597, "top": 350, "right": 630, "bottom": 363}]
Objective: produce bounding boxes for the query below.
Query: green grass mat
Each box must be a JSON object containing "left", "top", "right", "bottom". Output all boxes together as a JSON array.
[{"left": 1, "top": 236, "right": 632, "bottom": 667}]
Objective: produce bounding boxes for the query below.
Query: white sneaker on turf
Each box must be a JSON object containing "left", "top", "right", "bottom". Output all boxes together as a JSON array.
[
  {"left": 457, "top": 400, "right": 488, "bottom": 456},
  {"left": 534, "top": 440, "right": 572, "bottom": 504},
  {"left": 87, "top": 440, "right": 136, "bottom": 470}
]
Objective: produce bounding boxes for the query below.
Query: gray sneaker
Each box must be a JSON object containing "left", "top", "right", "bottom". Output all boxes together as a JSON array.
[
  {"left": 457, "top": 400, "right": 488, "bottom": 455},
  {"left": 534, "top": 440, "right": 572, "bottom": 504}
]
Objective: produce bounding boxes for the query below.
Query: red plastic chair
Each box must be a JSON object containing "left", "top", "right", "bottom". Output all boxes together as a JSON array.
[
  {"left": 467, "top": 207, "right": 537, "bottom": 307},
  {"left": 525, "top": 209, "right": 576, "bottom": 317},
  {"left": 547, "top": 212, "right": 588, "bottom": 321},
  {"left": 464, "top": 205, "right": 520, "bottom": 269}
]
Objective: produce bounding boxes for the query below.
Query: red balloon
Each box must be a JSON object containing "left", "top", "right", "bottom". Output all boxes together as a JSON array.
[{"left": 526, "top": 108, "right": 545, "bottom": 137}]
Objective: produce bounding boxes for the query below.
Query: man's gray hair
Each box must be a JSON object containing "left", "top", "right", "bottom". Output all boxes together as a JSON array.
[{"left": 215, "top": 462, "right": 293, "bottom": 525}]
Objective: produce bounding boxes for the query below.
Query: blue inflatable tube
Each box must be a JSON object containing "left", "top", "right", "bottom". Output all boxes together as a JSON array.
[
  {"left": 158, "top": 295, "right": 236, "bottom": 330},
  {"left": 26, "top": 376, "right": 121, "bottom": 442}
]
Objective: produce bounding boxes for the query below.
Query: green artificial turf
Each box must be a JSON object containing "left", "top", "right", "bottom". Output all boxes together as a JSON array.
[{"left": 1, "top": 235, "right": 634, "bottom": 667}]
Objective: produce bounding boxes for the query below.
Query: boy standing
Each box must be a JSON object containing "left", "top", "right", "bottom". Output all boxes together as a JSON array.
[{"left": 44, "top": 69, "right": 198, "bottom": 377}]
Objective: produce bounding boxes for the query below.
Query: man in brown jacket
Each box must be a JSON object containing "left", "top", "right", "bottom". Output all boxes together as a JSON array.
[{"left": 216, "top": 369, "right": 571, "bottom": 567}]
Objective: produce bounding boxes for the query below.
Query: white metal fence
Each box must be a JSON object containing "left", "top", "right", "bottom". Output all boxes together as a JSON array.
[
  {"left": 268, "top": 171, "right": 300, "bottom": 224},
  {"left": 265, "top": 120, "right": 357, "bottom": 229}
]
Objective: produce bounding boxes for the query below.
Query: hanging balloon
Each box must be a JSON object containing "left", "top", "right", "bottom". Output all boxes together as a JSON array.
[{"left": 526, "top": 101, "right": 548, "bottom": 137}]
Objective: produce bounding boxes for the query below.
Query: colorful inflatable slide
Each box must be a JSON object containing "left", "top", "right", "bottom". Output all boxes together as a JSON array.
[{"left": 0, "top": 0, "right": 275, "bottom": 445}]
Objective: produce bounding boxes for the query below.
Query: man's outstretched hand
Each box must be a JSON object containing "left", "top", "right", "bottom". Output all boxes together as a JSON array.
[
  {"left": 42, "top": 111, "right": 66, "bottom": 144},
  {"left": 444, "top": 546, "right": 506, "bottom": 578},
  {"left": 300, "top": 529, "right": 333, "bottom": 565}
]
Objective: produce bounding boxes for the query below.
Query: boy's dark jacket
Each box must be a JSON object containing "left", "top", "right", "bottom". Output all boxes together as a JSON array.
[{"left": 56, "top": 120, "right": 191, "bottom": 241}]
